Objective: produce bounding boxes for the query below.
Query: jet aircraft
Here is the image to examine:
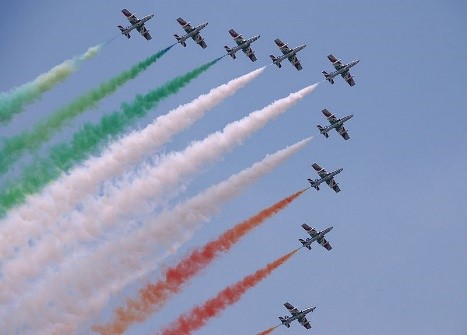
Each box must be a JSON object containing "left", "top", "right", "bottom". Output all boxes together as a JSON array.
[
  {"left": 279, "top": 302, "right": 316, "bottom": 329},
  {"left": 317, "top": 109, "right": 353, "bottom": 140},
  {"left": 299, "top": 224, "right": 333, "bottom": 250},
  {"left": 270, "top": 39, "right": 306, "bottom": 70},
  {"left": 322, "top": 54, "right": 360, "bottom": 86},
  {"left": 224, "top": 29, "right": 260, "bottom": 62},
  {"left": 174, "top": 17, "right": 208, "bottom": 49},
  {"left": 307, "top": 163, "right": 343, "bottom": 193},
  {"left": 118, "top": 8, "right": 154, "bottom": 40}
]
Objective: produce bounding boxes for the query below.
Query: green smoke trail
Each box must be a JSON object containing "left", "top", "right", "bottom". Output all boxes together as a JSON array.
[
  {"left": 0, "top": 59, "right": 219, "bottom": 216},
  {"left": 0, "top": 46, "right": 172, "bottom": 175},
  {"left": 0, "top": 44, "right": 102, "bottom": 124}
]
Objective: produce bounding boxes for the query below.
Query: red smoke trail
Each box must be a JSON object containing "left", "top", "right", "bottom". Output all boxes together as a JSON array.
[
  {"left": 93, "top": 189, "right": 307, "bottom": 335},
  {"left": 257, "top": 325, "right": 280, "bottom": 335},
  {"left": 159, "top": 249, "right": 299, "bottom": 335},
  {"left": 161, "top": 248, "right": 300, "bottom": 335}
]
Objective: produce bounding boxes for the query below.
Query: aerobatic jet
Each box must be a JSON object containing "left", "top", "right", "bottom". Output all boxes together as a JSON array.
[
  {"left": 322, "top": 54, "right": 360, "bottom": 86},
  {"left": 270, "top": 38, "right": 306, "bottom": 70},
  {"left": 307, "top": 163, "right": 343, "bottom": 193},
  {"left": 118, "top": 8, "right": 154, "bottom": 40},
  {"left": 279, "top": 302, "right": 316, "bottom": 329},
  {"left": 174, "top": 17, "right": 208, "bottom": 49},
  {"left": 299, "top": 224, "right": 333, "bottom": 250},
  {"left": 224, "top": 29, "right": 260, "bottom": 62},
  {"left": 317, "top": 108, "right": 353, "bottom": 140}
]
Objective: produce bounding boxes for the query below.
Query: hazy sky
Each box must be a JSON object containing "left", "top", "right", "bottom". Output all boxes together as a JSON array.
[{"left": 1, "top": 1, "right": 466, "bottom": 334}]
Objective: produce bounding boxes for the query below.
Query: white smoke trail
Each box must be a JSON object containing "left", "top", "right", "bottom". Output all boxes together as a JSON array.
[
  {"left": 4, "top": 137, "right": 311, "bottom": 335},
  {"left": 0, "top": 44, "right": 102, "bottom": 124},
  {"left": 0, "top": 67, "right": 265, "bottom": 269}
]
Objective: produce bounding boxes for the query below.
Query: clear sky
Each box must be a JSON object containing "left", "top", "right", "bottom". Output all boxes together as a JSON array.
[{"left": 1, "top": 1, "right": 466, "bottom": 334}]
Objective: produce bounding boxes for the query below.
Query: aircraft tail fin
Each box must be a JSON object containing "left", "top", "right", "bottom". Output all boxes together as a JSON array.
[
  {"left": 299, "top": 238, "right": 312, "bottom": 250},
  {"left": 317, "top": 125, "right": 329, "bottom": 138},
  {"left": 307, "top": 179, "right": 320, "bottom": 190},
  {"left": 118, "top": 25, "right": 130, "bottom": 38},
  {"left": 322, "top": 71, "right": 334, "bottom": 84},
  {"left": 174, "top": 34, "right": 187, "bottom": 47},
  {"left": 270, "top": 55, "right": 281, "bottom": 68},
  {"left": 279, "top": 317, "right": 291, "bottom": 327},
  {"left": 224, "top": 46, "right": 236, "bottom": 59}
]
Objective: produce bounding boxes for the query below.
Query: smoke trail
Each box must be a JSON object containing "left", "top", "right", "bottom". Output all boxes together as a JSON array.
[
  {"left": 0, "top": 58, "right": 217, "bottom": 216},
  {"left": 0, "top": 44, "right": 102, "bottom": 124},
  {"left": 0, "top": 66, "right": 265, "bottom": 265},
  {"left": 93, "top": 188, "right": 307, "bottom": 334},
  {"left": 257, "top": 325, "right": 280, "bottom": 335},
  {"left": 159, "top": 249, "right": 299, "bottom": 335},
  {"left": 0, "top": 46, "right": 172, "bottom": 175},
  {"left": 3, "top": 139, "right": 309, "bottom": 334}
]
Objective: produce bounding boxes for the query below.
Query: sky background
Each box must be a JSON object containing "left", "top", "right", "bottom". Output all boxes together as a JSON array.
[{"left": 1, "top": 1, "right": 466, "bottom": 334}]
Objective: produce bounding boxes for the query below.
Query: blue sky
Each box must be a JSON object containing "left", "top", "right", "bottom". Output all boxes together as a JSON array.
[{"left": 1, "top": 1, "right": 466, "bottom": 334}]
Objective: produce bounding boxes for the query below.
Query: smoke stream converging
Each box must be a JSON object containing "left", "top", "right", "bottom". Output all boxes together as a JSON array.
[
  {"left": 0, "top": 44, "right": 102, "bottom": 124},
  {"left": 94, "top": 188, "right": 307, "bottom": 334},
  {"left": 0, "top": 46, "right": 171, "bottom": 176},
  {"left": 0, "top": 56, "right": 216, "bottom": 216},
  {"left": 158, "top": 249, "right": 299, "bottom": 335},
  {"left": 3, "top": 139, "right": 310, "bottom": 334},
  {"left": 0, "top": 66, "right": 264, "bottom": 265}
]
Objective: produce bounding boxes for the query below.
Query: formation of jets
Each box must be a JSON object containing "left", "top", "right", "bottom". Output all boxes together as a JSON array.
[{"left": 116, "top": 8, "right": 361, "bottom": 332}]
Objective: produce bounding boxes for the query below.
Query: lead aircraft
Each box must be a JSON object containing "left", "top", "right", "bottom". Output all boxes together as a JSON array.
[
  {"left": 279, "top": 302, "right": 316, "bottom": 330},
  {"left": 118, "top": 8, "right": 154, "bottom": 40}
]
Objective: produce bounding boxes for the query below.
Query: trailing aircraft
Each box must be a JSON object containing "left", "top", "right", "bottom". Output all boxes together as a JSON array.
[
  {"left": 270, "top": 38, "right": 306, "bottom": 70},
  {"left": 299, "top": 224, "right": 333, "bottom": 250},
  {"left": 322, "top": 54, "right": 360, "bottom": 86},
  {"left": 317, "top": 108, "right": 353, "bottom": 140},
  {"left": 224, "top": 29, "right": 260, "bottom": 62},
  {"left": 307, "top": 163, "right": 343, "bottom": 193},
  {"left": 174, "top": 17, "right": 208, "bottom": 49},
  {"left": 279, "top": 302, "right": 316, "bottom": 329}
]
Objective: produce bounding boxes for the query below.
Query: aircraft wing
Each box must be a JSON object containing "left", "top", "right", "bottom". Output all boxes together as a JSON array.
[
  {"left": 342, "top": 71, "right": 356, "bottom": 86},
  {"left": 326, "top": 177, "right": 341, "bottom": 193},
  {"left": 284, "top": 302, "right": 300, "bottom": 316},
  {"left": 312, "top": 163, "right": 328, "bottom": 179},
  {"left": 177, "top": 17, "right": 194, "bottom": 33},
  {"left": 122, "top": 9, "right": 139, "bottom": 25},
  {"left": 242, "top": 46, "right": 257, "bottom": 61},
  {"left": 275, "top": 38, "right": 292, "bottom": 55},
  {"left": 317, "top": 237, "right": 333, "bottom": 250},
  {"left": 336, "top": 125, "right": 350, "bottom": 140},
  {"left": 302, "top": 224, "right": 318, "bottom": 238},
  {"left": 136, "top": 25, "right": 152, "bottom": 40},
  {"left": 288, "top": 55, "right": 303, "bottom": 70},
  {"left": 328, "top": 54, "right": 344, "bottom": 70},
  {"left": 229, "top": 29, "right": 246, "bottom": 45},
  {"left": 298, "top": 316, "right": 312, "bottom": 329},
  {"left": 322, "top": 109, "right": 338, "bottom": 124},
  {"left": 192, "top": 32, "right": 207, "bottom": 49}
]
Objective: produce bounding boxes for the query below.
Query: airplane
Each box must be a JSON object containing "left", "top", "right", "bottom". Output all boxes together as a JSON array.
[
  {"left": 279, "top": 302, "right": 316, "bottom": 329},
  {"left": 299, "top": 224, "right": 333, "bottom": 250},
  {"left": 317, "top": 109, "right": 353, "bottom": 140},
  {"left": 270, "top": 39, "right": 306, "bottom": 70},
  {"left": 118, "top": 8, "right": 154, "bottom": 40},
  {"left": 174, "top": 17, "right": 208, "bottom": 49},
  {"left": 322, "top": 54, "right": 360, "bottom": 86},
  {"left": 307, "top": 163, "right": 343, "bottom": 193},
  {"left": 224, "top": 29, "right": 260, "bottom": 62}
]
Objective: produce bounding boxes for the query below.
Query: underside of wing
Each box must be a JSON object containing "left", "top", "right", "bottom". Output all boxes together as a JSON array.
[
  {"left": 193, "top": 33, "right": 207, "bottom": 48},
  {"left": 312, "top": 163, "right": 328, "bottom": 179},
  {"left": 322, "top": 109, "right": 338, "bottom": 124},
  {"left": 336, "top": 125, "right": 350, "bottom": 140},
  {"left": 342, "top": 71, "right": 356, "bottom": 86},
  {"left": 275, "top": 38, "right": 291, "bottom": 54},
  {"left": 287, "top": 55, "right": 303, "bottom": 70},
  {"left": 242, "top": 46, "right": 257, "bottom": 61},
  {"left": 326, "top": 178, "right": 341, "bottom": 193},
  {"left": 299, "top": 316, "right": 312, "bottom": 329},
  {"left": 229, "top": 29, "right": 245, "bottom": 45},
  {"left": 328, "top": 54, "right": 344, "bottom": 70},
  {"left": 302, "top": 223, "right": 318, "bottom": 237},
  {"left": 318, "top": 237, "right": 333, "bottom": 250},
  {"left": 136, "top": 25, "right": 152, "bottom": 40},
  {"left": 284, "top": 302, "right": 300, "bottom": 316},
  {"left": 122, "top": 8, "right": 138, "bottom": 25},
  {"left": 177, "top": 17, "right": 193, "bottom": 33}
]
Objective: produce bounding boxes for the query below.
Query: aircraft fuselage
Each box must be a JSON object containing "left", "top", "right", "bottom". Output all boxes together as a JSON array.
[
  {"left": 304, "top": 227, "right": 333, "bottom": 246},
  {"left": 122, "top": 14, "right": 154, "bottom": 34},
  {"left": 320, "top": 114, "right": 353, "bottom": 133},
  {"left": 178, "top": 22, "right": 208, "bottom": 42},
  {"left": 228, "top": 35, "right": 260, "bottom": 55},
  {"left": 280, "top": 307, "right": 316, "bottom": 326},
  {"left": 328, "top": 60, "right": 360, "bottom": 79},
  {"left": 274, "top": 45, "right": 306, "bottom": 64}
]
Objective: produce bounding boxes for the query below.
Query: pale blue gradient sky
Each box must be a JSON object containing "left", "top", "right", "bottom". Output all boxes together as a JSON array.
[{"left": 1, "top": 1, "right": 466, "bottom": 334}]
